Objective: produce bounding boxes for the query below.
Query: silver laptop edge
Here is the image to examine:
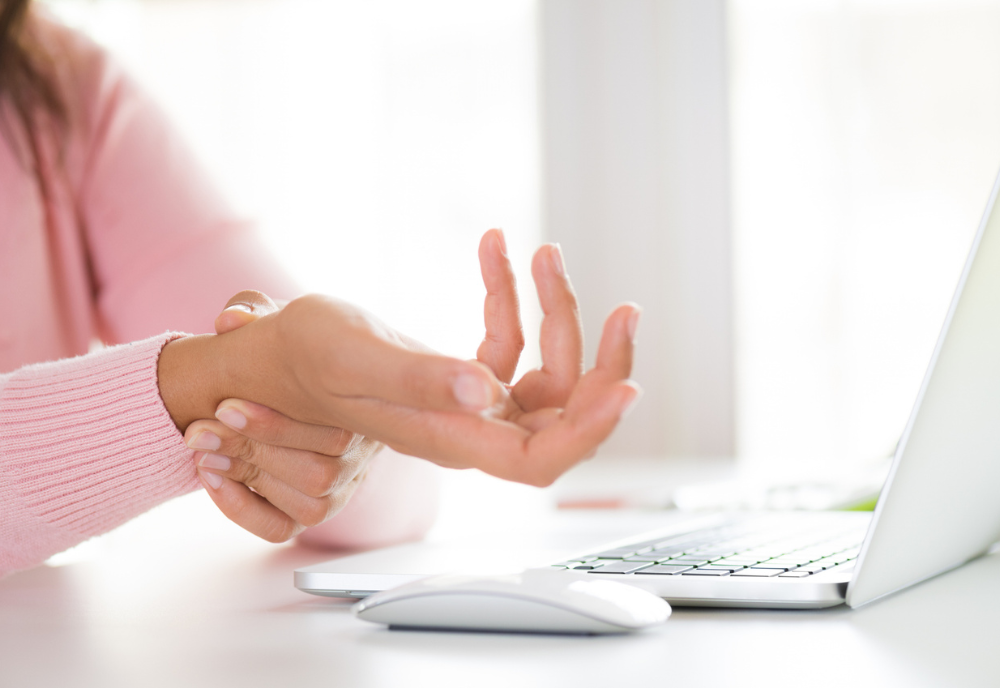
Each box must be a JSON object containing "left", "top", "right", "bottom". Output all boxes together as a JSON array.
[
  {"left": 845, "top": 167, "right": 1000, "bottom": 607},
  {"left": 297, "top": 167, "right": 1000, "bottom": 610}
]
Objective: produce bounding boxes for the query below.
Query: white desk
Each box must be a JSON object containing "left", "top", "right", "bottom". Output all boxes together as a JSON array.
[{"left": 1, "top": 486, "right": 995, "bottom": 687}]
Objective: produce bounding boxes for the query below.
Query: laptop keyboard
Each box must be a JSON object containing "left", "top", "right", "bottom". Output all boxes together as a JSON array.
[{"left": 551, "top": 520, "right": 865, "bottom": 579}]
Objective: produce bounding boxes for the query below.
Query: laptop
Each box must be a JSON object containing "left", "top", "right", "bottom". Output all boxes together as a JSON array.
[{"left": 296, "top": 167, "right": 1000, "bottom": 609}]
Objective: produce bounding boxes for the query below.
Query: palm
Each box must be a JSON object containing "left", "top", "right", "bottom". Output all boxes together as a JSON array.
[
  {"left": 304, "top": 230, "right": 638, "bottom": 487},
  {"left": 463, "top": 229, "right": 638, "bottom": 479}
]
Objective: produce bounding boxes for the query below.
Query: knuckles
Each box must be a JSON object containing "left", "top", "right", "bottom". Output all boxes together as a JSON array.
[
  {"left": 321, "top": 427, "right": 356, "bottom": 457},
  {"left": 260, "top": 518, "right": 302, "bottom": 544},
  {"left": 229, "top": 434, "right": 261, "bottom": 464},
  {"left": 302, "top": 458, "right": 342, "bottom": 498},
  {"left": 297, "top": 498, "right": 333, "bottom": 528}
]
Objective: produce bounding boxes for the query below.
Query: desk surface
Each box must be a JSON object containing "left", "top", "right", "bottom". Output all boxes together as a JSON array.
[{"left": 1, "top": 485, "right": 995, "bottom": 688}]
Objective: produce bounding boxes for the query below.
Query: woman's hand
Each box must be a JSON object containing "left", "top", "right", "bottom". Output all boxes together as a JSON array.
[
  {"left": 157, "top": 230, "right": 640, "bottom": 490},
  {"left": 187, "top": 398, "right": 382, "bottom": 542},
  {"left": 184, "top": 292, "right": 383, "bottom": 543},
  {"left": 332, "top": 230, "right": 640, "bottom": 487}
]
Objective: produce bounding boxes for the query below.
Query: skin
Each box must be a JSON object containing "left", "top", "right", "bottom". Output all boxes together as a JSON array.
[{"left": 158, "top": 230, "right": 641, "bottom": 542}]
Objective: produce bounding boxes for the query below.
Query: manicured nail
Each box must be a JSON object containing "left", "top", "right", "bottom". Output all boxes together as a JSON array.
[
  {"left": 620, "top": 385, "right": 643, "bottom": 419},
  {"left": 551, "top": 243, "right": 566, "bottom": 276},
  {"left": 453, "top": 372, "right": 492, "bottom": 410},
  {"left": 224, "top": 303, "right": 253, "bottom": 313},
  {"left": 216, "top": 406, "right": 247, "bottom": 430},
  {"left": 187, "top": 431, "right": 221, "bottom": 451},
  {"left": 627, "top": 308, "right": 642, "bottom": 343},
  {"left": 495, "top": 229, "right": 508, "bottom": 257},
  {"left": 199, "top": 453, "right": 231, "bottom": 471},
  {"left": 199, "top": 469, "right": 223, "bottom": 490}
]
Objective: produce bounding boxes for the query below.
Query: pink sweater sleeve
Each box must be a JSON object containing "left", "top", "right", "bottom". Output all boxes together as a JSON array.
[{"left": 0, "top": 333, "right": 197, "bottom": 575}]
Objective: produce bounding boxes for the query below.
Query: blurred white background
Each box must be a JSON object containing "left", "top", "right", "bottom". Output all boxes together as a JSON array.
[
  {"left": 730, "top": 0, "right": 1000, "bottom": 473},
  {"left": 43, "top": 0, "right": 1000, "bottom": 484},
  {"left": 48, "top": 0, "right": 544, "bottom": 368}
]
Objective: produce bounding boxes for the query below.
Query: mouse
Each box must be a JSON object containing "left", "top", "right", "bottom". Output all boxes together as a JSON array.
[{"left": 351, "top": 567, "right": 671, "bottom": 635}]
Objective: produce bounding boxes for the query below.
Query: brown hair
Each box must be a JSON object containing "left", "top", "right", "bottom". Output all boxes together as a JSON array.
[{"left": 0, "top": 0, "right": 66, "bottom": 173}]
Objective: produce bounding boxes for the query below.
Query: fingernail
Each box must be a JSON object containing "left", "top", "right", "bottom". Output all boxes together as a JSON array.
[
  {"left": 627, "top": 308, "right": 642, "bottom": 343},
  {"left": 187, "top": 431, "right": 221, "bottom": 451},
  {"left": 199, "top": 469, "right": 223, "bottom": 490},
  {"left": 551, "top": 243, "right": 566, "bottom": 276},
  {"left": 621, "top": 385, "right": 643, "bottom": 419},
  {"left": 199, "top": 453, "right": 231, "bottom": 471},
  {"left": 216, "top": 406, "right": 247, "bottom": 430},
  {"left": 224, "top": 303, "right": 253, "bottom": 313},
  {"left": 495, "top": 229, "right": 508, "bottom": 257},
  {"left": 454, "top": 372, "right": 492, "bottom": 410}
]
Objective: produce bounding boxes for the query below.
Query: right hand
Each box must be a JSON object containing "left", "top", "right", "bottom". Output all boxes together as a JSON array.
[
  {"left": 158, "top": 230, "right": 639, "bottom": 487},
  {"left": 182, "top": 292, "right": 384, "bottom": 543}
]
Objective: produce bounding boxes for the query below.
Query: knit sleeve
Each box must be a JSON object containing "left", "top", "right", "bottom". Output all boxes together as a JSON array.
[{"left": 0, "top": 333, "right": 197, "bottom": 576}]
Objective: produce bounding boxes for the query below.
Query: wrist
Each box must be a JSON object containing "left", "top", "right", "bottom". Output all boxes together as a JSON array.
[
  {"left": 157, "top": 333, "right": 231, "bottom": 431},
  {"left": 157, "top": 312, "right": 289, "bottom": 432}
]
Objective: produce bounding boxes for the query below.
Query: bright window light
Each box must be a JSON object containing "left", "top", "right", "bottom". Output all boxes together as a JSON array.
[
  {"left": 46, "top": 0, "right": 543, "bottom": 367},
  {"left": 730, "top": 0, "right": 1000, "bottom": 473}
]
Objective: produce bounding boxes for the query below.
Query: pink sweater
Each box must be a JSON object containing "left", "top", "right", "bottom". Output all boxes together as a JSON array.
[{"left": 0, "top": 15, "right": 437, "bottom": 575}]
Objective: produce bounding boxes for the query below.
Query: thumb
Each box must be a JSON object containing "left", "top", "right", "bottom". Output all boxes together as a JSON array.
[{"left": 215, "top": 290, "right": 280, "bottom": 335}]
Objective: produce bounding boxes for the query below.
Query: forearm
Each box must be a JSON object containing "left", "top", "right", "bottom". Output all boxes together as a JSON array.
[{"left": 0, "top": 334, "right": 199, "bottom": 576}]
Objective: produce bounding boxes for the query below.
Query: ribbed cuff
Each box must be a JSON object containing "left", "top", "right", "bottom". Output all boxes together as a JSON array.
[{"left": 0, "top": 333, "right": 199, "bottom": 539}]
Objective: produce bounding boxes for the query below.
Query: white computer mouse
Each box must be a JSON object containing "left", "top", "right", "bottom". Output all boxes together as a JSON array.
[{"left": 351, "top": 568, "right": 671, "bottom": 635}]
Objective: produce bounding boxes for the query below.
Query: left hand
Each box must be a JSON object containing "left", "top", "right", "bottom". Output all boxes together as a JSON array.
[
  {"left": 322, "top": 229, "right": 641, "bottom": 487},
  {"left": 185, "top": 292, "right": 383, "bottom": 543}
]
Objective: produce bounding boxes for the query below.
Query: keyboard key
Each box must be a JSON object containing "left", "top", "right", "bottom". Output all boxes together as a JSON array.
[
  {"left": 671, "top": 558, "right": 711, "bottom": 566},
  {"left": 682, "top": 568, "right": 731, "bottom": 576},
  {"left": 589, "top": 548, "right": 640, "bottom": 559},
  {"left": 554, "top": 557, "right": 597, "bottom": 567},
  {"left": 762, "top": 559, "right": 809, "bottom": 567},
  {"left": 795, "top": 563, "right": 827, "bottom": 573},
  {"left": 624, "top": 554, "right": 666, "bottom": 562},
  {"left": 731, "top": 568, "right": 782, "bottom": 577},
  {"left": 750, "top": 564, "right": 790, "bottom": 572},
  {"left": 697, "top": 565, "right": 746, "bottom": 572},
  {"left": 778, "top": 571, "right": 812, "bottom": 578},
  {"left": 689, "top": 550, "right": 737, "bottom": 558},
  {"left": 571, "top": 562, "right": 611, "bottom": 571},
  {"left": 650, "top": 546, "right": 691, "bottom": 557},
  {"left": 635, "top": 565, "right": 694, "bottom": 576},
  {"left": 587, "top": 561, "right": 655, "bottom": 574},
  {"left": 717, "top": 558, "right": 761, "bottom": 566}
]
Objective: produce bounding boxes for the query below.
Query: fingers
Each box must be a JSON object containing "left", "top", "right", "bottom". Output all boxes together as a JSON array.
[
  {"left": 215, "top": 289, "right": 280, "bottom": 335},
  {"left": 475, "top": 229, "right": 524, "bottom": 383},
  {"left": 509, "top": 243, "right": 584, "bottom": 410},
  {"left": 189, "top": 397, "right": 381, "bottom": 542},
  {"left": 319, "top": 380, "right": 638, "bottom": 489},
  {"left": 594, "top": 302, "right": 641, "bottom": 378},
  {"left": 523, "top": 378, "right": 641, "bottom": 484},
  {"left": 214, "top": 399, "right": 358, "bottom": 457},
  {"left": 197, "top": 472, "right": 304, "bottom": 543},
  {"left": 534, "top": 244, "right": 584, "bottom": 386},
  {"left": 196, "top": 451, "right": 366, "bottom": 531},
  {"left": 184, "top": 417, "right": 364, "bottom": 496},
  {"left": 512, "top": 302, "right": 641, "bottom": 483},
  {"left": 314, "top": 302, "right": 642, "bottom": 487}
]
